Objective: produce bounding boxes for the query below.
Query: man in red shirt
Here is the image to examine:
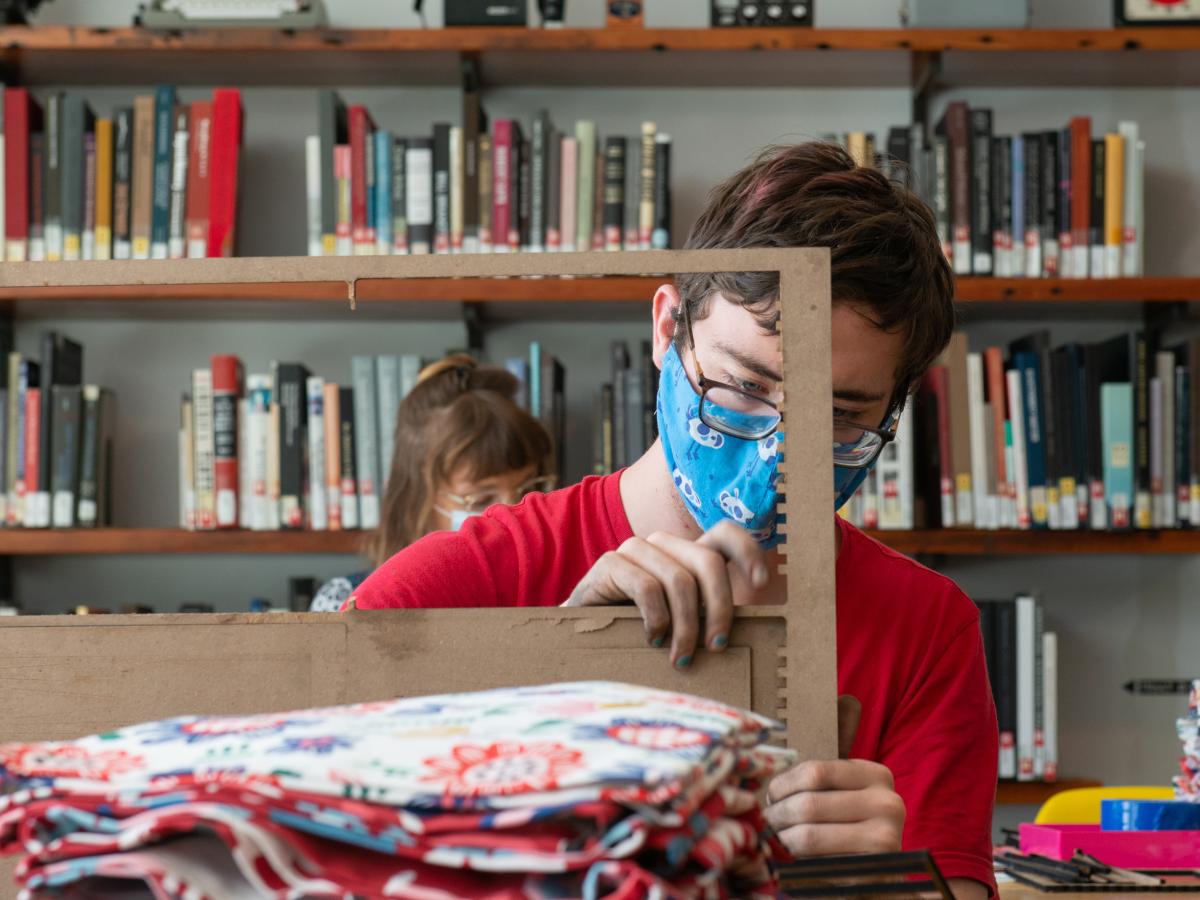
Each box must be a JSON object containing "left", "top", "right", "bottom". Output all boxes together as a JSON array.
[{"left": 348, "top": 142, "right": 998, "bottom": 897}]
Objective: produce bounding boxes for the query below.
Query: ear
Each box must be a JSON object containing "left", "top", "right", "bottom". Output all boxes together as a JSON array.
[{"left": 651, "top": 282, "right": 682, "bottom": 370}]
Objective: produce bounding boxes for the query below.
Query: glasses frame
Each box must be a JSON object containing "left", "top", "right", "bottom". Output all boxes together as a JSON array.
[{"left": 439, "top": 474, "right": 559, "bottom": 513}]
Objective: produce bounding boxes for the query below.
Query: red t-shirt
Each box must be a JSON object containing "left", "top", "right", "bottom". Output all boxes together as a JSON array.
[{"left": 350, "top": 472, "right": 999, "bottom": 891}]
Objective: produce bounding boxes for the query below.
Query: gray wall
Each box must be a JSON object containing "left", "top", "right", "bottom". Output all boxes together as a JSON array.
[{"left": 14, "top": 0, "right": 1199, "bottom": 834}]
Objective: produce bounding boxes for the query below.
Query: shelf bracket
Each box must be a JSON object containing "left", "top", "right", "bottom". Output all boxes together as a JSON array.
[
  {"left": 911, "top": 50, "right": 943, "bottom": 131},
  {"left": 463, "top": 301, "right": 484, "bottom": 353}
]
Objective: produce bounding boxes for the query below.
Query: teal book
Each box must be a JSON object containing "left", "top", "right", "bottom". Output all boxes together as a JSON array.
[
  {"left": 374, "top": 130, "right": 393, "bottom": 254},
  {"left": 529, "top": 341, "right": 542, "bottom": 420},
  {"left": 150, "top": 84, "right": 175, "bottom": 259},
  {"left": 1101, "top": 381, "right": 1134, "bottom": 530}
]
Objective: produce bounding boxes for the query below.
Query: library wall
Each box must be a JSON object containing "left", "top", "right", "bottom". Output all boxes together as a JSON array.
[{"left": 15, "top": 0, "right": 1198, "bottom": 824}]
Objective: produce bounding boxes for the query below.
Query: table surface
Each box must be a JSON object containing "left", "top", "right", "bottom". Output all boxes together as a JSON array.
[{"left": 1000, "top": 880, "right": 1193, "bottom": 898}]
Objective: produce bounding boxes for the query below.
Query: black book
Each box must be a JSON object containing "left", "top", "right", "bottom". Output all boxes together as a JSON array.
[
  {"left": 276, "top": 362, "right": 311, "bottom": 530},
  {"left": 1057, "top": 127, "right": 1072, "bottom": 269},
  {"left": 992, "top": 135, "right": 1013, "bottom": 275},
  {"left": 29, "top": 132, "right": 45, "bottom": 258},
  {"left": 530, "top": 111, "right": 550, "bottom": 252},
  {"left": 1040, "top": 130, "right": 1059, "bottom": 276},
  {"left": 610, "top": 341, "right": 630, "bottom": 470},
  {"left": 968, "top": 108, "right": 992, "bottom": 275},
  {"left": 113, "top": 107, "right": 134, "bottom": 258},
  {"left": 976, "top": 600, "right": 999, "bottom": 716},
  {"left": 461, "top": 66, "right": 483, "bottom": 249},
  {"left": 622, "top": 366, "right": 644, "bottom": 467},
  {"left": 885, "top": 125, "right": 910, "bottom": 185},
  {"left": 44, "top": 92, "right": 64, "bottom": 261},
  {"left": 38, "top": 332, "right": 83, "bottom": 528},
  {"left": 652, "top": 135, "right": 671, "bottom": 250},
  {"left": 150, "top": 84, "right": 176, "bottom": 259},
  {"left": 316, "top": 90, "right": 348, "bottom": 255},
  {"left": 1083, "top": 341, "right": 1107, "bottom": 524},
  {"left": 1051, "top": 347, "right": 1077, "bottom": 527},
  {"left": 1058, "top": 343, "right": 1090, "bottom": 527},
  {"left": 598, "top": 383, "right": 614, "bottom": 475},
  {"left": 391, "top": 137, "right": 407, "bottom": 253},
  {"left": 602, "top": 136, "right": 625, "bottom": 252},
  {"left": 50, "top": 384, "right": 82, "bottom": 529},
  {"left": 518, "top": 135, "right": 531, "bottom": 251},
  {"left": 640, "top": 339, "right": 658, "bottom": 445},
  {"left": 1010, "top": 331, "right": 1058, "bottom": 524},
  {"left": 914, "top": 376, "right": 945, "bottom": 528},
  {"left": 1176, "top": 360, "right": 1191, "bottom": 528},
  {"left": 995, "top": 598, "right": 1018, "bottom": 779},
  {"left": 338, "top": 385, "right": 357, "bottom": 525},
  {"left": 1022, "top": 133, "right": 1043, "bottom": 276},
  {"left": 546, "top": 128, "right": 561, "bottom": 249},
  {"left": 432, "top": 123, "right": 452, "bottom": 254},
  {"left": 77, "top": 385, "right": 115, "bottom": 528},
  {"left": 931, "top": 135, "right": 951, "bottom": 260},
  {"left": 1090, "top": 139, "right": 1106, "bottom": 266},
  {"left": 61, "top": 95, "right": 95, "bottom": 260},
  {"left": 1133, "top": 331, "right": 1153, "bottom": 528}
]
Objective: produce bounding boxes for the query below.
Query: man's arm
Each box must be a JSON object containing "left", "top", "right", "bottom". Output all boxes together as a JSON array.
[{"left": 948, "top": 878, "right": 989, "bottom": 900}]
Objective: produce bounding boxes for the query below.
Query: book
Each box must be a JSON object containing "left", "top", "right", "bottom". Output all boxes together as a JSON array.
[
  {"left": 94, "top": 117, "right": 113, "bottom": 261},
  {"left": 1043, "top": 631, "right": 1058, "bottom": 782},
  {"left": 1157, "top": 350, "right": 1177, "bottom": 527},
  {"left": 638, "top": 122, "right": 656, "bottom": 251},
  {"left": 179, "top": 394, "right": 193, "bottom": 528},
  {"left": 1015, "top": 593, "right": 1037, "bottom": 781},
  {"left": 575, "top": 121, "right": 597, "bottom": 253},
  {"left": 246, "top": 373, "right": 271, "bottom": 531},
  {"left": 13, "top": 357, "right": 38, "bottom": 525},
  {"left": 41, "top": 93, "right": 63, "bottom": 262},
  {"left": 181, "top": 98, "right": 211, "bottom": 251},
  {"left": 348, "top": 105, "right": 375, "bottom": 255},
  {"left": 1090, "top": 138, "right": 1106, "bottom": 278},
  {"left": 652, "top": 134, "right": 672, "bottom": 250},
  {"left": 6, "top": 354, "right": 23, "bottom": 523},
  {"left": 1010, "top": 134, "right": 1025, "bottom": 277},
  {"left": 323, "top": 382, "right": 341, "bottom": 531},
  {"left": 519, "top": 135, "right": 532, "bottom": 251},
  {"left": 23, "top": 386, "right": 38, "bottom": 527},
  {"left": 492, "top": 120, "right": 517, "bottom": 252},
  {"left": 985, "top": 348, "right": 1012, "bottom": 527},
  {"left": 559, "top": 135, "right": 578, "bottom": 252},
  {"left": 316, "top": 89, "right": 347, "bottom": 256},
  {"left": 210, "top": 354, "right": 243, "bottom": 530},
  {"left": 391, "top": 136, "right": 408, "bottom": 255},
  {"left": 1006, "top": 368, "right": 1031, "bottom": 529},
  {"left": 1104, "top": 132, "right": 1124, "bottom": 278},
  {"left": 83, "top": 128, "right": 96, "bottom": 260},
  {"left": 237, "top": 397, "right": 250, "bottom": 529},
  {"left": 0, "top": 84, "right": 5, "bottom": 262},
  {"left": 334, "top": 144, "right": 351, "bottom": 256},
  {"left": 995, "top": 597, "right": 1018, "bottom": 779},
  {"left": 931, "top": 135, "right": 951, "bottom": 262},
  {"left": 149, "top": 85, "right": 175, "bottom": 259},
  {"left": 450, "top": 125, "right": 464, "bottom": 253},
  {"left": 191, "top": 367, "right": 215, "bottom": 530},
  {"left": 305, "top": 375, "right": 327, "bottom": 531},
  {"left": 49, "top": 384, "right": 82, "bottom": 529},
  {"left": 991, "top": 135, "right": 1013, "bottom": 277},
  {"left": 878, "top": 403, "right": 915, "bottom": 529},
  {"left": 944, "top": 332, "right": 973, "bottom": 526},
  {"left": 1012, "top": 332, "right": 1058, "bottom": 527},
  {"left": 61, "top": 95, "right": 95, "bottom": 262},
  {"left": 1133, "top": 332, "right": 1152, "bottom": 529},
  {"left": 530, "top": 111, "right": 550, "bottom": 253},
  {"left": 351, "top": 356, "right": 380, "bottom": 529},
  {"left": 1022, "top": 133, "right": 1042, "bottom": 279},
  {"left": 167, "top": 104, "right": 189, "bottom": 260},
  {"left": 546, "top": 127, "right": 562, "bottom": 252},
  {"left": 37, "top": 332, "right": 82, "bottom": 530},
  {"left": 405, "top": 137, "right": 433, "bottom": 255},
  {"left": 374, "top": 129, "right": 393, "bottom": 256},
  {"left": 1119, "top": 121, "right": 1143, "bottom": 277},
  {"left": 206, "top": 88, "right": 242, "bottom": 258},
  {"left": 1069, "top": 116, "right": 1091, "bottom": 277},
  {"left": 935, "top": 102, "right": 971, "bottom": 275},
  {"left": 304, "top": 134, "right": 322, "bottom": 256},
  {"left": 461, "top": 72, "right": 483, "bottom": 252},
  {"left": 968, "top": 108, "right": 992, "bottom": 275},
  {"left": 602, "top": 135, "right": 624, "bottom": 252},
  {"left": 433, "top": 122, "right": 451, "bottom": 255},
  {"left": 77, "top": 385, "right": 114, "bottom": 528},
  {"left": 266, "top": 396, "right": 281, "bottom": 530},
  {"left": 1014, "top": 350, "right": 1049, "bottom": 529},
  {"left": 1177, "top": 361, "right": 1191, "bottom": 527},
  {"left": 1192, "top": 340, "right": 1200, "bottom": 525},
  {"left": 1151, "top": 375, "right": 1164, "bottom": 528},
  {"left": 338, "top": 385, "right": 358, "bottom": 530},
  {"left": 276, "top": 363, "right": 310, "bottom": 530},
  {"left": 1056, "top": 127, "right": 1072, "bottom": 277},
  {"left": 1039, "top": 129, "right": 1059, "bottom": 276},
  {"left": 1032, "top": 599, "right": 1046, "bottom": 778},
  {"left": 376, "top": 355, "right": 400, "bottom": 497},
  {"left": 1102, "top": 381, "right": 1134, "bottom": 529},
  {"left": 27, "top": 131, "right": 44, "bottom": 261},
  {"left": 967, "top": 353, "right": 992, "bottom": 529},
  {"left": 112, "top": 106, "right": 133, "bottom": 260},
  {"left": 4, "top": 89, "right": 42, "bottom": 262}
]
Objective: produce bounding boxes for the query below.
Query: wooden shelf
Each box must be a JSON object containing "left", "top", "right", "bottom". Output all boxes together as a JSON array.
[
  {"left": 864, "top": 529, "right": 1200, "bottom": 556},
  {"left": 0, "top": 528, "right": 367, "bottom": 555},
  {"left": 955, "top": 277, "right": 1200, "bottom": 303},
  {"left": 996, "top": 779, "right": 1102, "bottom": 806},
  {"left": 5, "top": 26, "right": 1200, "bottom": 87}
]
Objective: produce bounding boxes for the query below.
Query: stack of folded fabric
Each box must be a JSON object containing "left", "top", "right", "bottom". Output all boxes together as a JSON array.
[
  {"left": 1176, "top": 679, "right": 1200, "bottom": 802},
  {"left": 0, "top": 681, "right": 797, "bottom": 899}
]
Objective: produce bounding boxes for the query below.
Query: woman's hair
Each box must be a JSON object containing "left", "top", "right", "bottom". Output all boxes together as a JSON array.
[{"left": 367, "top": 353, "right": 553, "bottom": 566}]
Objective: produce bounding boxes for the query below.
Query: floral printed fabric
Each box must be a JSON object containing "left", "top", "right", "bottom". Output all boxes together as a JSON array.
[
  {"left": 0, "top": 681, "right": 797, "bottom": 899},
  {"left": 1176, "top": 679, "right": 1200, "bottom": 802}
]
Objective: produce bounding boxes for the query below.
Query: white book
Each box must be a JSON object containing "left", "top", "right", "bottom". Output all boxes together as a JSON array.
[
  {"left": 179, "top": 396, "right": 194, "bottom": 530},
  {"left": 237, "top": 398, "right": 251, "bottom": 530},
  {"left": 1005, "top": 425, "right": 1018, "bottom": 528},
  {"left": 877, "top": 401, "right": 914, "bottom": 530},
  {"left": 305, "top": 376, "right": 328, "bottom": 530},
  {"left": 376, "top": 355, "right": 401, "bottom": 498},
  {"left": 1007, "top": 369, "right": 1031, "bottom": 530},
  {"left": 352, "top": 356, "right": 381, "bottom": 529},
  {"left": 1024, "top": 226, "right": 1042, "bottom": 279},
  {"left": 191, "top": 369, "right": 216, "bottom": 531},
  {"left": 247, "top": 374, "right": 271, "bottom": 531},
  {"left": 1015, "top": 593, "right": 1038, "bottom": 782},
  {"left": 1042, "top": 631, "right": 1058, "bottom": 783},
  {"left": 266, "top": 399, "right": 281, "bottom": 530},
  {"left": 966, "top": 353, "right": 992, "bottom": 530},
  {"left": 983, "top": 403, "right": 1001, "bottom": 529},
  {"left": 450, "top": 126, "right": 464, "bottom": 253},
  {"left": 168, "top": 119, "right": 189, "bottom": 260},
  {"left": 1119, "top": 121, "right": 1142, "bottom": 277},
  {"left": 405, "top": 143, "right": 434, "bottom": 256},
  {"left": 305, "top": 135, "right": 322, "bottom": 257}
]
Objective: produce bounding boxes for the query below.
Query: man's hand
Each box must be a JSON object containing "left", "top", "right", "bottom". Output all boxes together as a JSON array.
[
  {"left": 561, "top": 520, "right": 769, "bottom": 668},
  {"left": 766, "top": 696, "right": 906, "bottom": 858}
]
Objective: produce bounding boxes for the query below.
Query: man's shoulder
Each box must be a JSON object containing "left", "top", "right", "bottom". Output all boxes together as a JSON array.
[{"left": 487, "top": 471, "right": 631, "bottom": 544}]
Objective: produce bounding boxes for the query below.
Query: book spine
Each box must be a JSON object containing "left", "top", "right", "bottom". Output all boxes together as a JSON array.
[
  {"left": 1022, "top": 133, "right": 1042, "bottom": 279},
  {"left": 1057, "top": 127, "right": 1072, "bottom": 277},
  {"left": 149, "top": 85, "right": 175, "bottom": 259},
  {"left": 3, "top": 90, "right": 31, "bottom": 261},
  {"left": 945, "top": 104, "right": 971, "bottom": 275},
  {"left": 348, "top": 105, "right": 371, "bottom": 254},
  {"left": 317, "top": 89, "right": 344, "bottom": 256},
  {"left": 969, "top": 109, "right": 992, "bottom": 275},
  {"left": 450, "top": 125, "right": 464, "bottom": 252},
  {"left": 323, "top": 382, "right": 341, "bottom": 530},
  {"left": 433, "top": 123, "right": 451, "bottom": 254},
  {"left": 206, "top": 89, "right": 241, "bottom": 258},
  {"left": 246, "top": 374, "right": 270, "bottom": 531},
  {"left": 1033, "top": 600, "right": 1046, "bottom": 778},
  {"left": 60, "top": 96, "right": 85, "bottom": 261},
  {"left": 1015, "top": 594, "right": 1037, "bottom": 781},
  {"left": 1104, "top": 132, "right": 1125, "bottom": 278},
  {"left": 334, "top": 144, "right": 352, "bottom": 256},
  {"left": 6, "top": 354, "right": 20, "bottom": 523},
  {"left": 461, "top": 77, "right": 481, "bottom": 251},
  {"left": 637, "top": 122, "right": 655, "bottom": 251},
  {"left": 601, "top": 136, "right": 624, "bottom": 252},
  {"left": 210, "top": 354, "right": 242, "bottom": 529},
  {"left": 1158, "top": 351, "right": 1176, "bottom": 527},
  {"left": 376, "top": 355, "right": 399, "bottom": 498},
  {"left": 277, "top": 364, "right": 309, "bottom": 530},
  {"left": 1070, "top": 116, "right": 1092, "bottom": 278},
  {"left": 374, "top": 129, "right": 393, "bottom": 255},
  {"left": 82, "top": 130, "right": 96, "bottom": 261},
  {"left": 1010, "top": 135, "right": 1025, "bottom": 277},
  {"left": 237, "top": 397, "right": 250, "bottom": 529},
  {"left": 515, "top": 131, "right": 528, "bottom": 252},
  {"left": 967, "top": 353, "right": 991, "bottom": 529},
  {"left": 559, "top": 136, "right": 577, "bottom": 252},
  {"left": 652, "top": 134, "right": 672, "bottom": 250},
  {"left": 184, "top": 100, "right": 212, "bottom": 258},
  {"left": 23, "top": 386, "right": 39, "bottom": 527},
  {"left": 13, "top": 361, "right": 28, "bottom": 525},
  {"left": 476, "top": 133, "right": 492, "bottom": 251},
  {"left": 305, "top": 376, "right": 327, "bottom": 530},
  {"left": 930, "top": 366, "right": 955, "bottom": 527},
  {"left": 266, "top": 394, "right": 280, "bottom": 530},
  {"left": 43, "top": 94, "right": 63, "bottom": 262},
  {"left": 167, "top": 105, "right": 189, "bottom": 260},
  {"left": 1151, "top": 375, "right": 1164, "bottom": 528},
  {"left": 338, "top": 385, "right": 358, "bottom": 530},
  {"left": 1134, "top": 332, "right": 1152, "bottom": 529},
  {"left": 192, "top": 367, "right": 217, "bottom": 530},
  {"left": 946, "top": 333, "right": 974, "bottom": 526},
  {"left": 530, "top": 113, "right": 548, "bottom": 252},
  {"left": 545, "top": 128, "right": 562, "bottom": 252},
  {"left": 50, "top": 384, "right": 81, "bottom": 529},
  {"left": 363, "top": 123, "right": 376, "bottom": 254},
  {"left": 352, "top": 356, "right": 380, "bottom": 529},
  {"left": 1090, "top": 139, "right": 1107, "bottom": 278},
  {"left": 1042, "top": 631, "right": 1058, "bottom": 782},
  {"left": 94, "top": 118, "right": 113, "bottom": 261},
  {"left": 305, "top": 134, "right": 322, "bottom": 256},
  {"left": 985, "top": 348, "right": 1012, "bottom": 526},
  {"left": 1006, "top": 368, "right": 1031, "bottom": 529},
  {"left": 490, "top": 120, "right": 512, "bottom": 253},
  {"left": 574, "top": 121, "right": 596, "bottom": 252},
  {"left": 996, "top": 598, "right": 1018, "bottom": 779},
  {"left": 405, "top": 138, "right": 433, "bottom": 255},
  {"left": 1193, "top": 341, "right": 1200, "bottom": 525},
  {"left": 931, "top": 135, "right": 951, "bottom": 263},
  {"left": 991, "top": 136, "right": 1012, "bottom": 277},
  {"left": 27, "top": 131, "right": 44, "bottom": 261},
  {"left": 1102, "top": 381, "right": 1134, "bottom": 529},
  {"left": 113, "top": 107, "right": 133, "bottom": 260},
  {"left": 1119, "top": 121, "right": 1142, "bottom": 277},
  {"left": 591, "top": 145, "right": 603, "bottom": 250},
  {"left": 1040, "top": 130, "right": 1059, "bottom": 276},
  {"left": 392, "top": 137, "right": 408, "bottom": 254},
  {"left": 180, "top": 394, "right": 193, "bottom": 528},
  {"left": 1178, "top": 365, "right": 1191, "bottom": 527},
  {"left": 1018, "top": 353, "right": 1050, "bottom": 528}
]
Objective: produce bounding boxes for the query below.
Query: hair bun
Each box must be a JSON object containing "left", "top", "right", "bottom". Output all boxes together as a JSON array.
[{"left": 417, "top": 353, "right": 478, "bottom": 387}]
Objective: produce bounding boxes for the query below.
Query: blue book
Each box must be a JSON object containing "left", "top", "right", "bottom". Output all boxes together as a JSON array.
[
  {"left": 1101, "top": 382, "right": 1134, "bottom": 529},
  {"left": 374, "top": 130, "right": 393, "bottom": 254},
  {"left": 529, "top": 342, "right": 542, "bottom": 420},
  {"left": 150, "top": 85, "right": 175, "bottom": 259},
  {"left": 365, "top": 130, "right": 376, "bottom": 251},
  {"left": 1011, "top": 134, "right": 1024, "bottom": 276},
  {"left": 1014, "top": 351, "right": 1049, "bottom": 528}
]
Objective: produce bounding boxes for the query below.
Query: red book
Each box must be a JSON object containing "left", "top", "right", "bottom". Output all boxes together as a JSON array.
[
  {"left": 210, "top": 354, "right": 244, "bottom": 529},
  {"left": 206, "top": 88, "right": 242, "bottom": 258},
  {"left": 491, "top": 119, "right": 513, "bottom": 253},
  {"left": 348, "top": 105, "right": 375, "bottom": 254},
  {"left": 24, "top": 387, "right": 39, "bottom": 525},
  {"left": 984, "top": 347, "right": 1010, "bottom": 517},
  {"left": 1069, "top": 116, "right": 1091, "bottom": 276},
  {"left": 4, "top": 88, "right": 42, "bottom": 262},
  {"left": 185, "top": 100, "right": 213, "bottom": 259}
]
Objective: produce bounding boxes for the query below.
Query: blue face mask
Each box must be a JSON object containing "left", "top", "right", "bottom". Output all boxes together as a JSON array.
[
  {"left": 834, "top": 465, "right": 871, "bottom": 511},
  {"left": 658, "top": 343, "right": 784, "bottom": 548}
]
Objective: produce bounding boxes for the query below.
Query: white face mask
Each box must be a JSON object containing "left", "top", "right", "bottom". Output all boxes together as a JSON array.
[{"left": 435, "top": 507, "right": 481, "bottom": 532}]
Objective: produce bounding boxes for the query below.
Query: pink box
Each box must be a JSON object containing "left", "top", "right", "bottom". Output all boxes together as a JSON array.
[{"left": 1020, "top": 823, "right": 1200, "bottom": 869}]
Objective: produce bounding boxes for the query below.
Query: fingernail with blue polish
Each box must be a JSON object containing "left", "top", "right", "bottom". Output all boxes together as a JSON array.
[
  {"left": 676, "top": 655, "right": 692, "bottom": 670},
  {"left": 712, "top": 634, "right": 728, "bottom": 649},
  {"left": 652, "top": 635, "right": 665, "bottom": 648}
]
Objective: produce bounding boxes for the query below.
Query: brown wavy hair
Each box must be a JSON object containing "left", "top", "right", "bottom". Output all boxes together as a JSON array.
[
  {"left": 367, "top": 354, "right": 553, "bottom": 566},
  {"left": 675, "top": 141, "right": 955, "bottom": 414}
]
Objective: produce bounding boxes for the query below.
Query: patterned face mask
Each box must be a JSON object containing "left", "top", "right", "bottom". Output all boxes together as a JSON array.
[{"left": 657, "top": 343, "right": 783, "bottom": 548}]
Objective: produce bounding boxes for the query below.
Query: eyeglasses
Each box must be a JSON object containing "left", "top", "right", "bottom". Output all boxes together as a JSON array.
[
  {"left": 677, "top": 303, "right": 896, "bottom": 465},
  {"left": 439, "top": 475, "right": 558, "bottom": 514}
]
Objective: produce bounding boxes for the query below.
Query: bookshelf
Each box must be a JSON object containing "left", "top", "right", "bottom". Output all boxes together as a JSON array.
[{"left": 996, "top": 778, "right": 1101, "bottom": 807}]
